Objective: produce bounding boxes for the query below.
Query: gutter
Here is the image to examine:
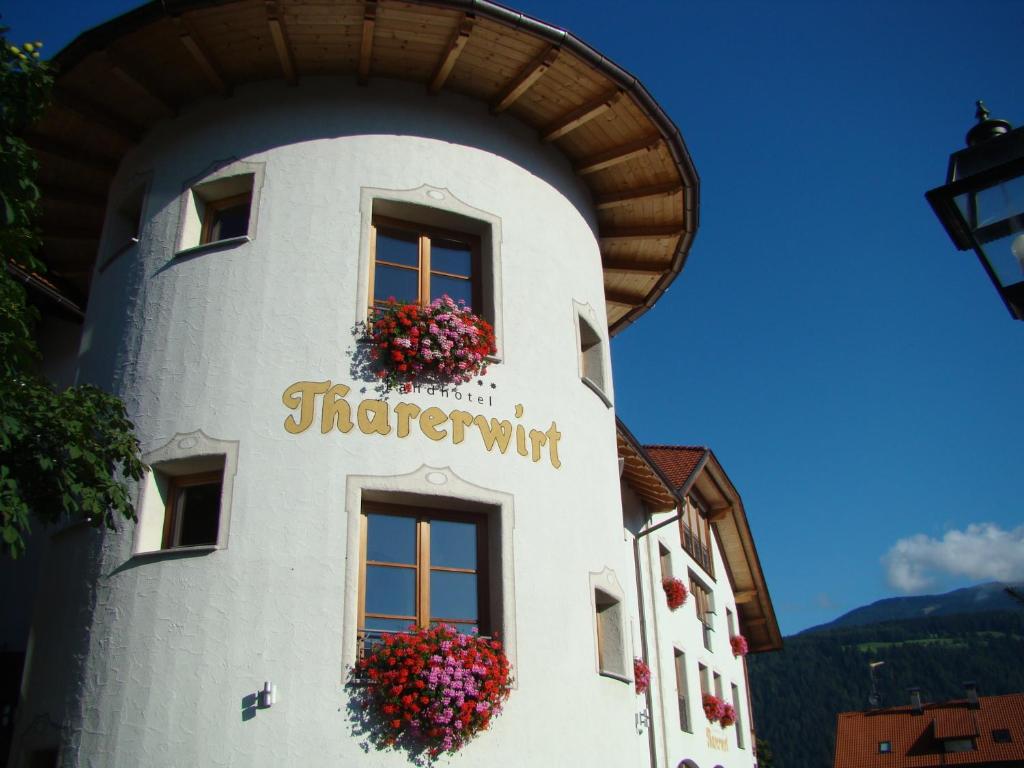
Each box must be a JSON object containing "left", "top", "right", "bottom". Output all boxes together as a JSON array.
[{"left": 4, "top": 261, "right": 85, "bottom": 321}]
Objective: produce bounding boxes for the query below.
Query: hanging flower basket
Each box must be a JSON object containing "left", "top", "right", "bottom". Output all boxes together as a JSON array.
[
  {"left": 348, "top": 624, "right": 512, "bottom": 761},
  {"left": 702, "top": 693, "right": 727, "bottom": 723},
  {"left": 730, "top": 633, "right": 749, "bottom": 657},
  {"left": 633, "top": 658, "right": 651, "bottom": 695},
  {"left": 662, "top": 577, "right": 688, "bottom": 610},
  {"left": 719, "top": 702, "right": 737, "bottom": 728},
  {"left": 360, "top": 296, "right": 496, "bottom": 393}
]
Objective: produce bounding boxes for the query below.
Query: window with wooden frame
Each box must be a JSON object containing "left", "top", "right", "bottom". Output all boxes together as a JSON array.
[
  {"left": 369, "top": 217, "right": 482, "bottom": 313},
  {"left": 674, "top": 648, "right": 692, "bottom": 732},
  {"left": 594, "top": 588, "right": 627, "bottom": 678},
  {"left": 659, "top": 543, "right": 673, "bottom": 582},
  {"left": 358, "top": 504, "right": 489, "bottom": 653},
  {"left": 732, "top": 682, "right": 745, "bottom": 748},
  {"left": 177, "top": 169, "right": 258, "bottom": 255},
  {"left": 690, "top": 573, "right": 715, "bottom": 651},
  {"left": 162, "top": 470, "right": 224, "bottom": 549},
  {"left": 698, "top": 662, "right": 709, "bottom": 696},
  {"left": 680, "top": 492, "right": 715, "bottom": 577},
  {"left": 200, "top": 191, "right": 251, "bottom": 245}
]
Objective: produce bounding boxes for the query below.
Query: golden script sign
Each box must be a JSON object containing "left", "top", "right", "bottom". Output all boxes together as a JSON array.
[{"left": 281, "top": 380, "right": 562, "bottom": 469}]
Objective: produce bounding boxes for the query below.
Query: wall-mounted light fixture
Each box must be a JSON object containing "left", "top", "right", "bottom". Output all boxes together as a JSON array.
[{"left": 258, "top": 681, "right": 277, "bottom": 709}]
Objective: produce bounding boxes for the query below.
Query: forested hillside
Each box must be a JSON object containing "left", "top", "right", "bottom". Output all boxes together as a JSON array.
[{"left": 747, "top": 610, "right": 1024, "bottom": 768}]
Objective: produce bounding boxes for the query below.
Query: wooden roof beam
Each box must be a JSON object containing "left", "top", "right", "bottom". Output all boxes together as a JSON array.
[
  {"left": 734, "top": 590, "right": 758, "bottom": 604},
  {"left": 595, "top": 181, "right": 683, "bottom": 210},
  {"left": 491, "top": 46, "right": 559, "bottom": 114},
  {"left": 605, "top": 288, "right": 642, "bottom": 308},
  {"left": 173, "top": 16, "right": 228, "bottom": 95},
  {"left": 601, "top": 258, "right": 666, "bottom": 276},
  {"left": 265, "top": 1, "right": 297, "bottom": 85},
  {"left": 27, "top": 134, "right": 118, "bottom": 175},
  {"left": 43, "top": 226, "right": 101, "bottom": 243},
  {"left": 358, "top": 1, "right": 377, "bottom": 86},
  {"left": 599, "top": 224, "right": 684, "bottom": 242},
  {"left": 541, "top": 89, "right": 621, "bottom": 142},
  {"left": 575, "top": 134, "right": 662, "bottom": 175},
  {"left": 41, "top": 185, "right": 107, "bottom": 210},
  {"left": 52, "top": 88, "right": 141, "bottom": 145},
  {"left": 429, "top": 14, "right": 474, "bottom": 93},
  {"left": 101, "top": 51, "right": 177, "bottom": 117}
]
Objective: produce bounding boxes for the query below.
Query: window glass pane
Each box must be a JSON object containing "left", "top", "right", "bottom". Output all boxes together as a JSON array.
[
  {"left": 177, "top": 482, "right": 220, "bottom": 546},
  {"left": 431, "top": 238, "right": 473, "bottom": 276},
  {"left": 431, "top": 274, "right": 473, "bottom": 308},
  {"left": 208, "top": 201, "right": 249, "bottom": 242},
  {"left": 429, "top": 520, "right": 476, "bottom": 569},
  {"left": 365, "top": 565, "right": 416, "bottom": 617},
  {"left": 375, "top": 265, "right": 419, "bottom": 304},
  {"left": 430, "top": 570, "right": 478, "bottom": 621},
  {"left": 366, "top": 514, "right": 416, "bottom": 564},
  {"left": 364, "top": 617, "right": 415, "bottom": 634},
  {"left": 376, "top": 230, "right": 419, "bottom": 267}
]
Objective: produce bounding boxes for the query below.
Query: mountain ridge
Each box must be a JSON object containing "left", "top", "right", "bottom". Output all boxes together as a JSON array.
[{"left": 799, "top": 580, "right": 1024, "bottom": 635}]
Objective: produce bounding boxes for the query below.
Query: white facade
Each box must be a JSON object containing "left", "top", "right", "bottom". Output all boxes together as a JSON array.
[{"left": 8, "top": 3, "right": 777, "bottom": 767}]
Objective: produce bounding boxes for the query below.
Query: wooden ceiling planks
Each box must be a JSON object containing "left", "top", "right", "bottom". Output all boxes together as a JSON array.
[{"left": 34, "top": 0, "right": 698, "bottom": 332}]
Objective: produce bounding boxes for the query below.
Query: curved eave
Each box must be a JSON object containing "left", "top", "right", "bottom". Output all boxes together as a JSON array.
[{"left": 32, "top": 0, "right": 699, "bottom": 332}]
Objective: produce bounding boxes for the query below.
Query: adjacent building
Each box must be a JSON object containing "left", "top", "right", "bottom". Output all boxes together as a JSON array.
[
  {"left": 834, "top": 688, "right": 1024, "bottom": 768},
  {"left": 6, "top": 1, "right": 780, "bottom": 766}
]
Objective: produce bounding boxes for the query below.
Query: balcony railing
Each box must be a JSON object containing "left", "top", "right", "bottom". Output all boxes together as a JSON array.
[{"left": 682, "top": 524, "right": 714, "bottom": 575}]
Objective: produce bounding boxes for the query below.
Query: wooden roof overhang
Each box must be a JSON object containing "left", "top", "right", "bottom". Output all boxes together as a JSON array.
[
  {"left": 688, "top": 451, "right": 782, "bottom": 653},
  {"left": 31, "top": 0, "right": 700, "bottom": 331},
  {"left": 616, "top": 422, "right": 678, "bottom": 512}
]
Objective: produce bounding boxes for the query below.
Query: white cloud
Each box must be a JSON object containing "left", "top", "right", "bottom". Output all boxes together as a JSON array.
[{"left": 882, "top": 523, "right": 1024, "bottom": 593}]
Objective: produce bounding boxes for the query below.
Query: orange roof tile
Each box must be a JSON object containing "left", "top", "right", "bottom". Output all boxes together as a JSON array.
[
  {"left": 834, "top": 693, "right": 1024, "bottom": 768},
  {"left": 644, "top": 445, "right": 706, "bottom": 490}
]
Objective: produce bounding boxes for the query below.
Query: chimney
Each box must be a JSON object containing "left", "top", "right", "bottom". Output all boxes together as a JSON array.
[
  {"left": 963, "top": 681, "right": 980, "bottom": 709},
  {"left": 908, "top": 687, "right": 923, "bottom": 715}
]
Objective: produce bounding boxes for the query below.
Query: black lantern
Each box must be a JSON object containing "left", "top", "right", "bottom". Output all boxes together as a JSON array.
[{"left": 926, "top": 101, "right": 1024, "bottom": 319}]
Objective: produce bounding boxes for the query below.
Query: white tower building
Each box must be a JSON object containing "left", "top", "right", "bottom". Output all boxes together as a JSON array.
[{"left": 7, "top": 2, "right": 779, "bottom": 767}]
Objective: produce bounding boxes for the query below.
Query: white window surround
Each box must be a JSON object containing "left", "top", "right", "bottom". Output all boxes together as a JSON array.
[
  {"left": 175, "top": 158, "right": 265, "bottom": 258},
  {"left": 590, "top": 566, "right": 629, "bottom": 681},
  {"left": 133, "top": 430, "right": 239, "bottom": 555},
  {"left": 342, "top": 465, "right": 517, "bottom": 678},
  {"left": 357, "top": 185, "right": 504, "bottom": 361},
  {"left": 574, "top": 300, "right": 612, "bottom": 407}
]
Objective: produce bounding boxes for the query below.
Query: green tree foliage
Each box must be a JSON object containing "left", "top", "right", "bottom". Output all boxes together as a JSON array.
[
  {"left": 0, "top": 33, "right": 145, "bottom": 557},
  {"left": 748, "top": 610, "right": 1024, "bottom": 768}
]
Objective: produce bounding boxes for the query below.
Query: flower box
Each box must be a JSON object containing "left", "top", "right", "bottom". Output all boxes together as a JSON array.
[
  {"left": 633, "top": 658, "right": 650, "bottom": 695},
  {"left": 703, "top": 693, "right": 726, "bottom": 723},
  {"left": 662, "top": 577, "right": 688, "bottom": 610},
  {"left": 361, "top": 296, "right": 496, "bottom": 393},
  {"left": 348, "top": 624, "right": 511, "bottom": 759},
  {"left": 730, "top": 633, "right": 749, "bottom": 657}
]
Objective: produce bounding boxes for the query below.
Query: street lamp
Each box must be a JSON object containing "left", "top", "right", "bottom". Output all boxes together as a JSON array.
[{"left": 926, "top": 101, "right": 1024, "bottom": 320}]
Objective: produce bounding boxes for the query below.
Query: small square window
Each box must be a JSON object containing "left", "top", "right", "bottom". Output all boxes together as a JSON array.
[
  {"left": 163, "top": 471, "right": 223, "bottom": 548},
  {"left": 134, "top": 431, "right": 238, "bottom": 556},
  {"left": 878, "top": 741, "right": 891, "bottom": 753},
  {"left": 178, "top": 168, "right": 260, "bottom": 255},
  {"left": 993, "top": 729, "right": 1012, "bottom": 744}
]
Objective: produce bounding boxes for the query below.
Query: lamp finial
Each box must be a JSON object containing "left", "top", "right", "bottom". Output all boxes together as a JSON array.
[{"left": 966, "top": 100, "right": 1011, "bottom": 147}]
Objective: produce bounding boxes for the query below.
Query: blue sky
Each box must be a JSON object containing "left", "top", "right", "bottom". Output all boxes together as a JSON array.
[{"left": 4, "top": 0, "right": 1023, "bottom": 634}]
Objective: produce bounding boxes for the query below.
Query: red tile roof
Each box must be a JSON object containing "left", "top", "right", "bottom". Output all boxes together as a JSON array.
[
  {"left": 644, "top": 445, "right": 706, "bottom": 489},
  {"left": 834, "top": 693, "right": 1024, "bottom": 768}
]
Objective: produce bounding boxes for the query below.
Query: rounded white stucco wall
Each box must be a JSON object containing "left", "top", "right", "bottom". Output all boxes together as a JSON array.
[{"left": 17, "top": 78, "right": 646, "bottom": 767}]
